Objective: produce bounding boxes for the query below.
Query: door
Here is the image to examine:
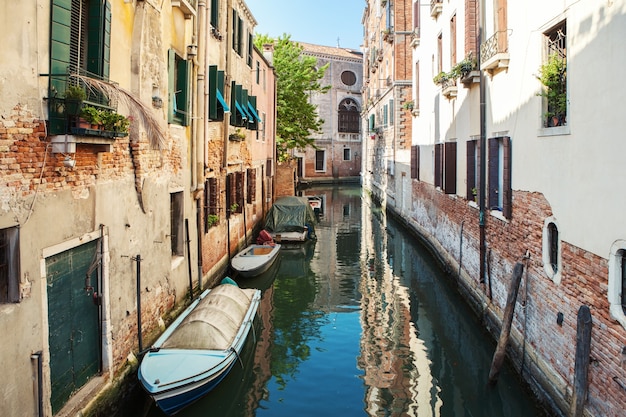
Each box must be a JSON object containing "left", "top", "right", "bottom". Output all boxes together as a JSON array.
[{"left": 47, "top": 240, "right": 100, "bottom": 414}]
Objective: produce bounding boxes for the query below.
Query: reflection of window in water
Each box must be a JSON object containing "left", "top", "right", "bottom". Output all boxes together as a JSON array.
[{"left": 343, "top": 204, "right": 350, "bottom": 217}]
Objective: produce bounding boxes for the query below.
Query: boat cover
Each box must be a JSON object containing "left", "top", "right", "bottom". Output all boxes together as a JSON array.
[
  {"left": 161, "top": 285, "right": 256, "bottom": 350},
  {"left": 264, "top": 196, "right": 316, "bottom": 233}
]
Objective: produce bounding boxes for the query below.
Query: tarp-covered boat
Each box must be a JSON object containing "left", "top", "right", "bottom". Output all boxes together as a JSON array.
[
  {"left": 138, "top": 284, "right": 262, "bottom": 415},
  {"left": 264, "top": 196, "right": 317, "bottom": 242},
  {"left": 231, "top": 243, "right": 281, "bottom": 278}
]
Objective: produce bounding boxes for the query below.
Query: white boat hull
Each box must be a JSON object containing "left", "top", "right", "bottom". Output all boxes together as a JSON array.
[{"left": 231, "top": 244, "right": 281, "bottom": 277}]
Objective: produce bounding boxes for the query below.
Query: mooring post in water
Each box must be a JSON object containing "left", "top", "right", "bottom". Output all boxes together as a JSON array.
[
  {"left": 570, "top": 305, "right": 592, "bottom": 417},
  {"left": 488, "top": 262, "right": 524, "bottom": 385}
]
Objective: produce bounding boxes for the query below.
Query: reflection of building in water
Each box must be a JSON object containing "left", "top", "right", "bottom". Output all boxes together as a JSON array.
[
  {"left": 308, "top": 188, "right": 363, "bottom": 311},
  {"left": 358, "top": 200, "right": 442, "bottom": 416}
]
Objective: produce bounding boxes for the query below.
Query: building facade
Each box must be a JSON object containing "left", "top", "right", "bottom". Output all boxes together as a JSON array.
[
  {"left": 362, "top": 0, "right": 414, "bottom": 209},
  {"left": 296, "top": 42, "right": 363, "bottom": 185},
  {"left": 362, "top": 0, "right": 626, "bottom": 415},
  {"left": 0, "top": 0, "right": 276, "bottom": 416}
]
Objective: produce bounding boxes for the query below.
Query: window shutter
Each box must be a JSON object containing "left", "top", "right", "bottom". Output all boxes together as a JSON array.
[
  {"left": 168, "top": 49, "right": 175, "bottom": 124},
  {"left": 49, "top": 0, "right": 72, "bottom": 135},
  {"left": 208, "top": 177, "right": 219, "bottom": 216},
  {"left": 466, "top": 140, "right": 476, "bottom": 199},
  {"left": 411, "top": 145, "right": 419, "bottom": 179},
  {"left": 488, "top": 138, "right": 499, "bottom": 210},
  {"left": 434, "top": 144, "right": 443, "bottom": 188},
  {"left": 444, "top": 142, "right": 457, "bottom": 194},
  {"left": 180, "top": 58, "right": 191, "bottom": 126},
  {"left": 208, "top": 65, "right": 218, "bottom": 120},
  {"left": 210, "top": 0, "right": 219, "bottom": 28},
  {"left": 235, "top": 171, "right": 244, "bottom": 212},
  {"left": 502, "top": 136, "right": 512, "bottom": 218}
]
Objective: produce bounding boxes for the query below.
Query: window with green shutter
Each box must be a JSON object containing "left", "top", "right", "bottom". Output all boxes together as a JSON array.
[
  {"left": 168, "top": 49, "right": 191, "bottom": 126},
  {"left": 49, "top": 0, "right": 112, "bottom": 135}
]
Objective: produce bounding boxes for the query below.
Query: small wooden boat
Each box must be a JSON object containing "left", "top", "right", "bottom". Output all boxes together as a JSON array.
[
  {"left": 138, "top": 283, "right": 262, "bottom": 415},
  {"left": 231, "top": 243, "right": 281, "bottom": 278}
]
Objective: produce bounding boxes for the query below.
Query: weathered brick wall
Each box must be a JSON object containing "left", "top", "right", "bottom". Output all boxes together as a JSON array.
[
  {"left": 275, "top": 161, "right": 295, "bottom": 197},
  {"left": 402, "top": 181, "right": 626, "bottom": 416}
]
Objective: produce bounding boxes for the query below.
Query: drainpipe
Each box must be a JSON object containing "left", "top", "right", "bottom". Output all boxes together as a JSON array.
[
  {"left": 223, "top": 0, "right": 233, "bottom": 170},
  {"left": 196, "top": 0, "right": 207, "bottom": 292},
  {"left": 478, "top": 0, "right": 487, "bottom": 285},
  {"left": 31, "top": 351, "right": 43, "bottom": 417}
]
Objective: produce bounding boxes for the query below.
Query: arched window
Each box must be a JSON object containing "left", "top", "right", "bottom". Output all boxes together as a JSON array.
[
  {"left": 338, "top": 98, "right": 360, "bottom": 133},
  {"left": 609, "top": 241, "right": 626, "bottom": 329},
  {"left": 542, "top": 217, "right": 562, "bottom": 284}
]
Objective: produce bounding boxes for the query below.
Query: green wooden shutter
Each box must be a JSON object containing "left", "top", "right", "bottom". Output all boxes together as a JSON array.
[
  {"left": 168, "top": 49, "right": 175, "bottom": 124},
  {"left": 86, "top": 0, "right": 110, "bottom": 78},
  {"left": 180, "top": 57, "right": 191, "bottom": 126},
  {"left": 208, "top": 65, "right": 218, "bottom": 120},
  {"left": 210, "top": 0, "right": 219, "bottom": 27},
  {"left": 49, "top": 0, "right": 73, "bottom": 134}
]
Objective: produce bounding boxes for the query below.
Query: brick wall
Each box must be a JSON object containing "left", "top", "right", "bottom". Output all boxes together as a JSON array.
[{"left": 402, "top": 181, "right": 626, "bottom": 415}]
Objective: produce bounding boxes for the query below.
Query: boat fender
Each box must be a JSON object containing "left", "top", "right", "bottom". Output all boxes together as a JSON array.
[{"left": 221, "top": 276, "right": 238, "bottom": 286}]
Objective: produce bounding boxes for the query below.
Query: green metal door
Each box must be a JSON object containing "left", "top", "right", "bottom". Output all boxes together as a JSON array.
[{"left": 47, "top": 240, "right": 100, "bottom": 414}]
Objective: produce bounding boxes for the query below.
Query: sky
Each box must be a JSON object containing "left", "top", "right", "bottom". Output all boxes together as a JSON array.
[{"left": 244, "top": 0, "right": 365, "bottom": 50}]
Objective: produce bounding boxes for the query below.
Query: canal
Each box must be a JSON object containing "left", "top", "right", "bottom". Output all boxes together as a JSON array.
[{"left": 129, "top": 185, "right": 549, "bottom": 417}]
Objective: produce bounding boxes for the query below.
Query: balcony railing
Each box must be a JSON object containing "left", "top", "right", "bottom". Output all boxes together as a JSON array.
[{"left": 480, "top": 31, "right": 510, "bottom": 72}]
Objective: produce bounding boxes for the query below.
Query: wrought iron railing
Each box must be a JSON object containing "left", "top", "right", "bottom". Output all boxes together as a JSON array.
[{"left": 480, "top": 30, "right": 509, "bottom": 64}]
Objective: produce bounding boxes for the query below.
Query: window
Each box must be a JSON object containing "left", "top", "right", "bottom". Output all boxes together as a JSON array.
[
  {"left": 315, "top": 150, "right": 325, "bottom": 172},
  {"left": 383, "top": 104, "right": 388, "bottom": 127},
  {"left": 256, "top": 61, "right": 261, "bottom": 84},
  {"left": 341, "top": 71, "right": 357, "bottom": 86},
  {"left": 225, "top": 173, "right": 243, "bottom": 217},
  {"left": 437, "top": 33, "right": 443, "bottom": 74},
  {"left": 542, "top": 217, "right": 561, "bottom": 284},
  {"left": 170, "top": 192, "right": 184, "bottom": 257},
  {"left": 434, "top": 142, "right": 457, "bottom": 194},
  {"left": 411, "top": 145, "right": 420, "bottom": 180},
  {"left": 487, "top": 136, "right": 512, "bottom": 218},
  {"left": 450, "top": 14, "right": 457, "bottom": 65},
  {"left": 389, "top": 99, "right": 394, "bottom": 126},
  {"left": 247, "top": 31, "right": 253, "bottom": 67},
  {"left": 343, "top": 148, "right": 351, "bottom": 161},
  {"left": 208, "top": 66, "right": 228, "bottom": 121},
  {"left": 49, "top": 0, "right": 112, "bottom": 134},
  {"left": 210, "top": 0, "right": 219, "bottom": 29},
  {"left": 338, "top": 98, "right": 360, "bottom": 133},
  {"left": 466, "top": 139, "right": 478, "bottom": 201},
  {"left": 266, "top": 158, "right": 273, "bottom": 177},
  {"left": 415, "top": 61, "right": 420, "bottom": 113},
  {"left": 232, "top": 10, "right": 243, "bottom": 56},
  {"left": 541, "top": 21, "right": 567, "bottom": 127},
  {"left": 609, "top": 240, "right": 626, "bottom": 328},
  {"left": 204, "top": 178, "right": 219, "bottom": 233},
  {"left": 168, "top": 49, "right": 190, "bottom": 125},
  {"left": 0, "top": 227, "right": 20, "bottom": 303}
]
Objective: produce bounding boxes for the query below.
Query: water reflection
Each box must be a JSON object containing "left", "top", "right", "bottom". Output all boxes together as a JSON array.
[{"left": 137, "top": 185, "right": 546, "bottom": 417}]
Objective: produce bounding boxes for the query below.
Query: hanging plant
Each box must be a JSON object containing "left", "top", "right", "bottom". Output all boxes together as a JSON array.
[{"left": 536, "top": 53, "right": 567, "bottom": 127}]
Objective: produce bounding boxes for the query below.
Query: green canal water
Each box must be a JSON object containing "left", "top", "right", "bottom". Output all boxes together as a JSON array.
[{"left": 130, "top": 185, "right": 550, "bottom": 417}]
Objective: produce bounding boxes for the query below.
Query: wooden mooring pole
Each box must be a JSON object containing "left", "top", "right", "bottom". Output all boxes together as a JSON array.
[
  {"left": 570, "top": 305, "right": 592, "bottom": 417},
  {"left": 488, "top": 262, "right": 524, "bottom": 385}
]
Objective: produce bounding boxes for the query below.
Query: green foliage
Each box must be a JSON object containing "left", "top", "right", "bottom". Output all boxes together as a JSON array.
[
  {"left": 80, "top": 106, "right": 103, "bottom": 125},
  {"left": 64, "top": 85, "right": 86, "bottom": 101},
  {"left": 254, "top": 34, "right": 330, "bottom": 162},
  {"left": 537, "top": 53, "right": 567, "bottom": 124},
  {"left": 102, "top": 111, "right": 130, "bottom": 132},
  {"left": 450, "top": 53, "right": 477, "bottom": 78},
  {"left": 433, "top": 71, "right": 449, "bottom": 85},
  {"left": 206, "top": 214, "right": 219, "bottom": 228}
]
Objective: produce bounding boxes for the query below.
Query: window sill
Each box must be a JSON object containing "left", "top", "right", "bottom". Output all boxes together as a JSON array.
[
  {"left": 538, "top": 125, "right": 570, "bottom": 137},
  {"left": 490, "top": 209, "right": 508, "bottom": 223},
  {"left": 171, "top": 255, "right": 185, "bottom": 270}
]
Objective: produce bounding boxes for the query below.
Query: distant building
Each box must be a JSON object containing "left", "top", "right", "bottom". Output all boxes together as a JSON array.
[{"left": 296, "top": 42, "right": 363, "bottom": 185}]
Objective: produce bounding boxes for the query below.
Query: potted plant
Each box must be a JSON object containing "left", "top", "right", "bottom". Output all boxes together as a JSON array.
[
  {"left": 537, "top": 53, "right": 567, "bottom": 127},
  {"left": 229, "top": 128, "right": 246, "bottom": 141},
  {"left": 230, "top": 203, "right": 239, "bottom": 213},
  {"left": 102, "top": 111, "right": 130, "bottom": 135},
  {"left": 80, "top": 106, "right": 103, "bottom": 129},
  {"left": 433, "top": 71, "right": 450, "bottom": 85},
  {"left": 402, "top": 100, "right": 414, "bottom": 111},
  {"left": 64, "top": 85, "right": 86, "bottom": 116},
  {"left": 451, "top": 53, "right": 477, "bottom": 80}
]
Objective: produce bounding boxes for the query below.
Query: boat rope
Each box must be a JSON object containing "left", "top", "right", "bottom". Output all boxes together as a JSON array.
[{"left": 231, "top": 346, "right": 244, "bottom": 369}]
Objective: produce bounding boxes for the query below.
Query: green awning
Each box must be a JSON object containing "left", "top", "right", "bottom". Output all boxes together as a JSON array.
[
  {"left": 217, "top": 90, "right": 230, "bottom": 113},
  {"left": 247, "top": 102, "right": 262, "bottom": 123}
]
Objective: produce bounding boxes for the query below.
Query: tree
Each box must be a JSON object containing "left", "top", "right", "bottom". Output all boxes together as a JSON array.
[{"left": 254, "top": 34, "right": 330, "bottom": 161}]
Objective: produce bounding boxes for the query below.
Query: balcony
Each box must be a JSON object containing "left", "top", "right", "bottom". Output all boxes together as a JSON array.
[
  {"left": 410, "top": 28, "right": 421, "bottom": 48},
  {"left": 171, "top": 0, "right": 196, "bottom": 18},
  {"left": 480, "top": 31, "right": 510, "bottom": 73},
  {"left": 430, "top": 0, "right": 443, "bottom": 18},
  {"left": 441, "top": 78, "right": 457, "bottom": 99}
]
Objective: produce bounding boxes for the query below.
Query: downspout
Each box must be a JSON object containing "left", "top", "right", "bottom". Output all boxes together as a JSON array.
[
  {"left": 31, "top": 351, "right": 43, "bottom": 417},
  {"left": 196, "top": 0, "right": 207, "bottom": 291},
  {"left": 223, "top": 0, "right": 232, "bottom": 170},
  {"left": 478, "top": 0, "right": 487, "bottom": 286}
]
